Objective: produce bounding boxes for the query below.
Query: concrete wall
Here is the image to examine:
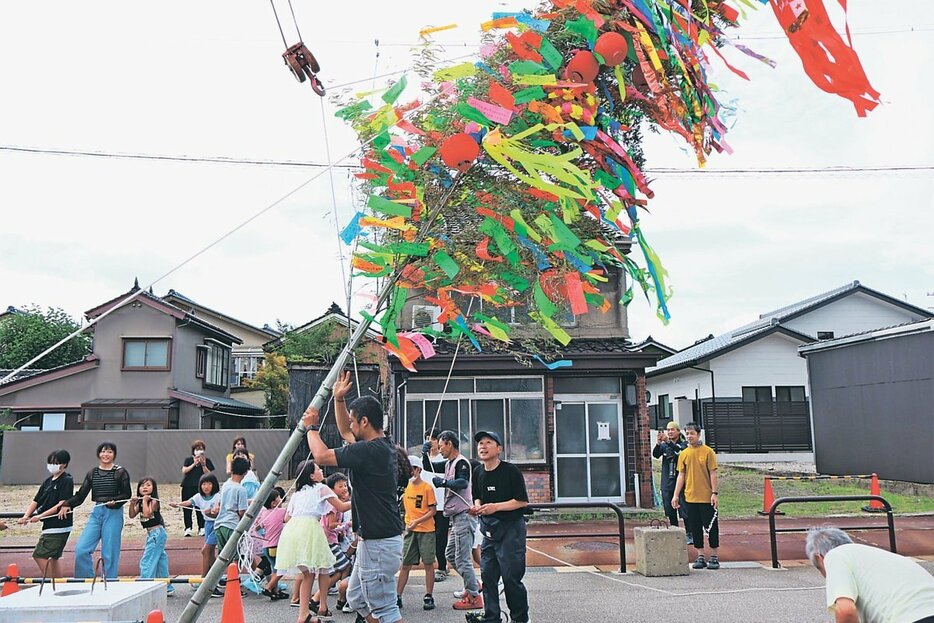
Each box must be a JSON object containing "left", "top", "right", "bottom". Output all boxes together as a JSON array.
[
  {"left": 0, "top": 429, "right": 292, "bottom": 485},
  {"left": 806, "top": 331, "right": 933, "bottom": 483}
]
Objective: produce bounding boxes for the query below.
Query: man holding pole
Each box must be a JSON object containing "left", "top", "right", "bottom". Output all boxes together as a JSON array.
[{"left": 304, "top": 371, "right": 406, "bottom": 623}]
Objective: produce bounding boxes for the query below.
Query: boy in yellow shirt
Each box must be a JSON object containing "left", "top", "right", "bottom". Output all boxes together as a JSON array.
[
  {"left": 672, "top": 422, "right": 720, "bottom": 570},
  {"left": 397, "top": 455, "right": 438, "bottom": 610}
]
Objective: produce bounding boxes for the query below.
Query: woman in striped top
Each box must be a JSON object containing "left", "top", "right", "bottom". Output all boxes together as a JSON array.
[{"left": 59, "top": 441, "right": 131, "bottom": 578}]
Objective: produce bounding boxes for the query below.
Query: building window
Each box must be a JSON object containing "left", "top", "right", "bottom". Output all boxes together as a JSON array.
[
  {"left": 775, "top": 386, "right": 806, "bottom": 402},
  {"left": 231, "top": 354, "right": 263, "bottom": 387},
  {"left": 197, "top": 340, "right": 231, "bottom": 390},
  {"left": 122, "top": 338, "right": 171, "bottom": 370},
  {"left": 405, "top": 376, "right": 546, "bottom": 463},
  {"left": 817, "top": 331, "right": 834, "bottom": 340},
  {"left": 657, "top": 394, "right": 671, "bottom": 419},
  {"left": 741, "top": 386, "right": 773, "bottom": 403},
  {"left": 83, "top": 407, "right": 175, "bottom": 430}
]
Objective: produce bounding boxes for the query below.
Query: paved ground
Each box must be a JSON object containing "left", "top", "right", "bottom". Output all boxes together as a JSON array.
[
  {"left": 155, "top": 562, "right": 934, "bottom": 623},
  {"left": 3, "top": 515, "right": 931, "bottom": 577}
]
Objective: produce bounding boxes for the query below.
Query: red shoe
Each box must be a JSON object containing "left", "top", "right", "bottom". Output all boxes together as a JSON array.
[{"left": 452, "top": 593, "right": 484, "bottom": 610}]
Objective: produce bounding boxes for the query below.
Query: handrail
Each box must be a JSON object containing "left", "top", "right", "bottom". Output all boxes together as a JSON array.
[
  {"left": 768, "top": 494, "right": 896, "bottom": 569},
  {"left": 528, "top": 502, "right": 627, "bottom": 573}
]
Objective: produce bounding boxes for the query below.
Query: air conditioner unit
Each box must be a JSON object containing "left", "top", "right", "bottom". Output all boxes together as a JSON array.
[{"left": 411, "top": 304, "right": 443, "bottom": 332}]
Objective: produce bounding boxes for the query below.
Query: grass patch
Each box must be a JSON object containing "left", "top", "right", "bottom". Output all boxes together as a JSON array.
[{"left": 687, "top": 465, "right": 934, "bottom": 518}]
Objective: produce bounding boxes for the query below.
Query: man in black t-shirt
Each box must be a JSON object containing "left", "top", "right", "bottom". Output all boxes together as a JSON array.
[
  {"left": 469, "top": 431, "right": 530, "bottom": 623},
  {"left": 304, "top": 371, "right": 406, "bottom": 623}
]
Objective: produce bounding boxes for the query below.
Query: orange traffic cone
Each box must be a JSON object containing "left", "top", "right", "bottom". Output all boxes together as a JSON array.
[
  {"left": 862, "top": 473, "right": 887, "bottom": 513},
  {"left": 1, "top": 563, "right": 19, "bottom": 596},
  {"left": 757, "top": 477, "right": 784, "bottom": 516},
  {"left": 146, "top": 610, "right": 164, "bottom": 623},
  {"left": 220, "top": 563, "right": 244, "bottom": 623}
]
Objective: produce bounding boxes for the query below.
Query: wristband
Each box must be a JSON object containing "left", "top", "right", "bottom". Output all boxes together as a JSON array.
[
  {"left": 711, "top": 491, "right": 718, "bottom": 495},
  {"left": 307, "top": 425, "right": 320, "bottom": 432},
  {"left": 335, "top": 398, "right": 345, "bottom": 403}
]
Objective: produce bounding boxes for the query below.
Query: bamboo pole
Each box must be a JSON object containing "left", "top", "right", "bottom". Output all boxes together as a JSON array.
[{"left": 177, "top": 169, "right": 468, "bottom": 623}]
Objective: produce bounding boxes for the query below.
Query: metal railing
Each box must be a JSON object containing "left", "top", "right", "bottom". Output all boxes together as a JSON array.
[
  {"left": 768, "top": 494, "right": 896, "bottom": 569},
  {"left": 528, "top": 502, "right": 627, "bottom": 573}
]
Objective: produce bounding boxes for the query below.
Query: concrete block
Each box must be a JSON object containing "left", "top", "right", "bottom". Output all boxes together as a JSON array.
[
  {"left": 0, "top": 581, "right": 166, "bottom": 622},
  {"left": 633, "top": 526, "right": 689, "bottom": 577}
]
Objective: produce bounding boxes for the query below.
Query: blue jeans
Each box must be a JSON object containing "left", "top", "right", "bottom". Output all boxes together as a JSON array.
[
  {"left": 74, "top": 505, "right": 124, "bottom": 578},
  {"left": 139, "top": 526, "right": 172, "bottom": 592},
  {"left": 347, "top": 535, "right": 403, "bottom": 623}
]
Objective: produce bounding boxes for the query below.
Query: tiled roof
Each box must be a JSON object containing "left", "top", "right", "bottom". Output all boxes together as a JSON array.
[
  {"left": 169, "top": 389, "right": 266, "bottom": 414},
  {"left": 163, "top": 289, "right": 278, "bottom": 338},
  {"left": 430, "top": 335, "right": 635, "bottom": 356},
  {"left": 0, "top": 368, "right": 43, "bottom": 385},
  {"left": 648, "top": 281, "right": 933, "bottom": 376},
  {"left": 799, "top": 318, "right": 933, "bottom": 355}
]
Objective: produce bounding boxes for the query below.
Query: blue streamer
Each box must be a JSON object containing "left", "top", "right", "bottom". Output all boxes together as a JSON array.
[
  {"left": 533, "top": 355, "right": 573, "bottom": 370},
  {"left": 340, "top": 212, "right": 363, "bottom": 245}
]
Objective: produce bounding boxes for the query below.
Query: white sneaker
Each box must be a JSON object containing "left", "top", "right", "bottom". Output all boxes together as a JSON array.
[
  {"left": 198, "top": 528, "right": 205, "bottom": 536},
  {"left": 184, "top": 528, "right": 192, "bottom": 537},
  {"left": 454, "top": 589, "right": 466, "bottom": 599},
  {"left": 341, "top": 602, "right": 353, "bottom": 613}
]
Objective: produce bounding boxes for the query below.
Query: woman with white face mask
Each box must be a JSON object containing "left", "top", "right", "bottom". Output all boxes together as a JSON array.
[
  {"left": 18, "top": 449, "right": 74, "bottom": 578},
  {"left": 181, "top": 439, "right": 215, "bottom": 537}
]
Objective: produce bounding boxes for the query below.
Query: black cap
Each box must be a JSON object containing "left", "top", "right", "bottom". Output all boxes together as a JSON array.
[{"left": 474, "top": 430, "right": 503, "bottom": 446}]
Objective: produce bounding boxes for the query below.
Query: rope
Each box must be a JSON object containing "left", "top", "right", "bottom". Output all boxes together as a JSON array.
[
  {"left": 268, "top": 0, "right": 288, "bottom": 48},
  {"left": 0, "top": 80, "right": 453, "bottom": 386}
]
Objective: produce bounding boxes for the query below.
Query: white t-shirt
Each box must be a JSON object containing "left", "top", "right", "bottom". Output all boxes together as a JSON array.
[
  {"left": 287, "top": 484, "right": 337, "bottom": 519},
  {"left": 824, "top": 543, "right": 934, "bottom": 623}
]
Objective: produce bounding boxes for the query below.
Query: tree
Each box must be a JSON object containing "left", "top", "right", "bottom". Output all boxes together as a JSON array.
[
  {"left": 0, "top": 306, "right": 91, "bottom": 370},
  {"left": 249, "top": 352, "right": 289, "bottom": 429}
]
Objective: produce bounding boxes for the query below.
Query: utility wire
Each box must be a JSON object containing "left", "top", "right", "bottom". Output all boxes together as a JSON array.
[{"left": 2, "top": 145, "right": 930, "bottom": 176}]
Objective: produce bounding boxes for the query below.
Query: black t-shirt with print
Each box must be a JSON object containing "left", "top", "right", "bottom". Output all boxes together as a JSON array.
[
  {"left": 334, "top": 435, "right": 405, "bottom": 540},
  {"left": 472, "top": 460, "right": 529, "bottom": 523}
]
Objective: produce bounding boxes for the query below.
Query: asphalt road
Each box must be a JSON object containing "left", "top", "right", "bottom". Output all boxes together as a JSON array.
[{"left": 159, "top": 561, "right": 934, "bottom": 623}]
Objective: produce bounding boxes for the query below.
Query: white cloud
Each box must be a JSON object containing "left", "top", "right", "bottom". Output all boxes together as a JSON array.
[{"left": 0, "top": 1, "right": 930, "bottom": 349}]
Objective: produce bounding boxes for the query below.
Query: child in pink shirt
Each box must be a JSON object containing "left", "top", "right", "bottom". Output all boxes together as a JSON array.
[{"left": 255, "top": 488, "right": 288, "bottom": 600}]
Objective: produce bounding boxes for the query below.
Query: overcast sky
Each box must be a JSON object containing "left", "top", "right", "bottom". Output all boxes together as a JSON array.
[{"left": 0, "top": 1, "right": 931, "bottom": 351}]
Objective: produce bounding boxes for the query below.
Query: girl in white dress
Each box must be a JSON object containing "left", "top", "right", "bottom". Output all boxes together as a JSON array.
[{"left": 275, "top": 460, "right": 350, "bottom": 623}]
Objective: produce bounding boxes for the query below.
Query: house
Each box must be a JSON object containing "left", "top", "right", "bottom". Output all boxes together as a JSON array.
[
  {"left": 799, "top": 318, "right": 933, "bottom": 484},
  {"left": 0, "top": 281, "right": 267, "bottom": 431},
  {"left": 646, "top": 281, "right": 932, "bottom": 456},
  {"left": 162, "top": 289, "right": 279, "bottom": 409},
  {"left": 388, "top": 267, "right": 660, "bottom": 508},
  {"left": 274, "top": 302, "right": 389, "bottom": 428}
]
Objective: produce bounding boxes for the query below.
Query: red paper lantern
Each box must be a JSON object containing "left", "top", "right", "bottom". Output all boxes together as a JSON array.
[
  {"left": 564, "top": 50, "right": 600, "bottom": 83},
  {"left": 439, "top": 133, "right": 480, "bottom": 172},
  {"left": 594, "top": 32, "right": 629, "bottom": 66}
]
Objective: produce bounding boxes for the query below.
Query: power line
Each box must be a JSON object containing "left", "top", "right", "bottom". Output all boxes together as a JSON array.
[
  {"left": 316, "top": 24, "right": 934, "bottom": 48},
  {"left": 2, "top": 144, "right": 931, "bottom": 176}
]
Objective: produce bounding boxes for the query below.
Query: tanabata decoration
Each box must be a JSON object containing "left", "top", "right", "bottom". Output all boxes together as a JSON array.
[{"left": 333, "top": 0, "right": 879, "bottom": 369}]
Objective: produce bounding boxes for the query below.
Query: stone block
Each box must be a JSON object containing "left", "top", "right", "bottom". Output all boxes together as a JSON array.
[
  {"left": 0, "top": 581, "right": 166, "bottom": 622},
  {"left": 633, "top": 526, "right": 689, "bottom": 576}
]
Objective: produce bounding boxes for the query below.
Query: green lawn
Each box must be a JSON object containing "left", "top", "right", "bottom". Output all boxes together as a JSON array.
[{"left": 673, "top": 465, "right": 934, "bottom": 519}]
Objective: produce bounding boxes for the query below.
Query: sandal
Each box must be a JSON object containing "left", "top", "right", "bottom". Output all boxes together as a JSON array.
[
  {"left": 317, "top": 608, "right": 333, "bottom": 618},
  {"left": 302, "top": 615, "right": 320, "bottom": 623},
  {"left": 262, "top": 588, "right": 289, "bottom": 600}
]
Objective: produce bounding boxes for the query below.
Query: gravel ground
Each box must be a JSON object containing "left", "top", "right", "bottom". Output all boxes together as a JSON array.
[{"left": 0, "top": 481, "right": 295, "bottom": 540}]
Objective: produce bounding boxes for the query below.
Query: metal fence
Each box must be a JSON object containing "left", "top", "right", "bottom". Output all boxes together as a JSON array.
[{"left": 698, "top": 400, "right": 812, "bottom": 453}]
